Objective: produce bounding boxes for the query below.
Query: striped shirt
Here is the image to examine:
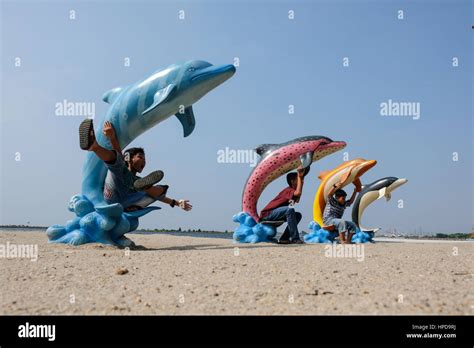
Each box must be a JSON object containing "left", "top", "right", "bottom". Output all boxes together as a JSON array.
[{"left": 323, "top": 196, "right": 351, "bottom": 225}]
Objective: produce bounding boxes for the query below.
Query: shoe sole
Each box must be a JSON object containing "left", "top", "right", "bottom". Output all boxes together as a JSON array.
[
  {"left": 278, "top": 240, "right": 291, "bottom": 244},
  {"left": 79, "top": 118, "right": 94, "bottom": 150},
  {"left": 134, "top": 170, "right": 164, "bottom": 191}
]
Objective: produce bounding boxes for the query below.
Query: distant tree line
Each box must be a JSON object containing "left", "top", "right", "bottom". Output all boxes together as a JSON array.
[
  {"left": 139, "top": 227, "right": 231, "bottom": 234},
  {"left": 0, "top": 225, "right": 232, "bottom": 234},
  {"left": 435, "top": 233, "right": 472, "bottom": 239}
]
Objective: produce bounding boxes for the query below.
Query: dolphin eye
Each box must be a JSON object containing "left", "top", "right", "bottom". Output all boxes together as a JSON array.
[{"left": 187, "top": 67, "right": 196, "bottom": 72}]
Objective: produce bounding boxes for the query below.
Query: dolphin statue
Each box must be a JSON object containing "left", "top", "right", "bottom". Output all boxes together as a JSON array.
[
  {"left": 351, "top": 177, "right": 408, "bottom": 232},
  {"left": 241, "top": 136, "right": 346, "bottom": 223},
  {"left": 85, "top": 60, "right": 236, "bottom": 206},
  {"left": 47, "top": 60, "right": 236, "bottom": 246},
  {"left": 313, "top": 158, "right": 377, "bottom": 226}
]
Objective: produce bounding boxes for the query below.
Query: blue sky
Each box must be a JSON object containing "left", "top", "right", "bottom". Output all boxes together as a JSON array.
[{"left": 1, "top": 0, "right": 472, "bottom": 234}]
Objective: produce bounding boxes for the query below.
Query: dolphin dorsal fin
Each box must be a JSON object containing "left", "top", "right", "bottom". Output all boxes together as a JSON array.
[
  {"left": 102, "top": 87, "right": 123, "bottom": 104},
  {"left": 318, "top": 170, "right": 331, "bottom": 180},
  {"left": 254, "top": 144, "right": 278, "bottom": 156}
]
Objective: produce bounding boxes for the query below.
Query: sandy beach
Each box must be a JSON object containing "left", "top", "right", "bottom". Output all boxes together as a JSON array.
[{"left": 0, "top": 229, "right": 472, "bottom": 315}]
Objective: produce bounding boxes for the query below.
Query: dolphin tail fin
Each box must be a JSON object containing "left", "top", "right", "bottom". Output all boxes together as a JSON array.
[
  {"left": 175, "top": 106, "right": 196, "bottom": 137},
  {"left": 102, "top": 87, "right": 124, "bottom": 104}
]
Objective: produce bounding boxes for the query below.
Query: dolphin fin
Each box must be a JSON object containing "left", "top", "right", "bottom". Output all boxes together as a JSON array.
[
  {"left": 385, "top": 192, "right": 392, "bottom": 201},
  {"left": 123, "top": 206, "right": 161, "bottom": 218},
  {"left": 300, "top": 151, "right": 313, "bottom": 168},
  {"left": 318, "top": 170, "right": 331, "bottom": 180},
  {"left": 353, "top": 178, "right": 362, "bottom": 191},
  {"left": 102, "top": 87, "right": 123, "bottom": 104},
  {"left": 142, "top": 84, "right": 176, "bottom": 115},
  {"left": 378, "top": 187, "right": 387, "bottom": 199},
  {"left": 254, "top": 144, "right": 278, "bottom": 156},
  {"left": 175, "top": 106, "right": 196, "bottom": 137}
]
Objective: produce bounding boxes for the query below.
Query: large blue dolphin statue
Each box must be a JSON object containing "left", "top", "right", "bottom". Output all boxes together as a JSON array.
[{"left": 47, "top": 60, "right": 236, "bottom": 246}]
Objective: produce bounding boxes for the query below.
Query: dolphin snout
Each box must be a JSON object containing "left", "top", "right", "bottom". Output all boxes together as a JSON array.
[
  {"left": 354, "top": 159, "right": 377, "bottom": 176},
  {"left": 396, "top": 178, "right": 408, "bottom": 185},
  {"left": 322, "top": 141, "right": 346, "bottom": 150},
  {"left": 192, "top": 64, "right": 236, "bottom": 84},
  {"left": 391, "top": 178, "right": 408, "bottom": 188},
  {"left": 363, "top": 159, "right": 377, "bottom": 169},
  {"left": 332, "top": 141, "right": 347, "bottom": 149}
]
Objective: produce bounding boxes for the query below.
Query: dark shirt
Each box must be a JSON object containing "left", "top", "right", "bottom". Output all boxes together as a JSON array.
[
  {"left": 260, "top": 187, "right": 296, "bottom": 219},
  {"left": 103, "top": 151, "right": 140, "bottom": 204}
]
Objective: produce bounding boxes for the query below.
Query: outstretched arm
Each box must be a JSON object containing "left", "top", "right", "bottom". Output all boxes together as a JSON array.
[
  {"left": 162, "top": 197, "right": 192, "bottom": 211},
  {"left": 144, "top": 186, "right": 192, "bottom": 211}
]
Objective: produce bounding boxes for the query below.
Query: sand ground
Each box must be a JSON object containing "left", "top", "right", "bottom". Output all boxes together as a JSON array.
[{"left": 0, "top": 230, "right": 472, "bottom": 315}]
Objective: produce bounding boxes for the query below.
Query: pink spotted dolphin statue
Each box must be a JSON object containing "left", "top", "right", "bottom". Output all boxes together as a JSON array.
[{"left": 242, "top": 136, "right": 346, "bottom": 222}]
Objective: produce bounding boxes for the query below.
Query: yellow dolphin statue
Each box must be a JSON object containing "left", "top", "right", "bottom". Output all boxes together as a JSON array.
[{"left": 313, "top": 158, "right": 377, "bottom": 226}]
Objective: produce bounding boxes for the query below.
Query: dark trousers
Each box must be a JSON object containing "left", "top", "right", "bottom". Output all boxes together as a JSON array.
[{"left": 262, "top": 206, "right": 302, "bottom": 241}]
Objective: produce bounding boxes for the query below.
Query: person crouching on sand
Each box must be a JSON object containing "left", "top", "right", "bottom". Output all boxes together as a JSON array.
[
  {"left": 323, "top": 182, "right": 360, "bottom": 244},
  {"left": 259, "top": 166, "right": 309, "bottom": 244},
  {"left": 79, "top": 118, "right": 192, "bottom": 213}
]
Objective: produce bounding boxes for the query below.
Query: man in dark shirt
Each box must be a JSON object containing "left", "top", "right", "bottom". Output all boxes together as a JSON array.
[
  {"left": 79, "top": 118, "right": 193, "bottom": 212},
  {"left": 260, "top": 167, "right": 308, "bottom": 244}
]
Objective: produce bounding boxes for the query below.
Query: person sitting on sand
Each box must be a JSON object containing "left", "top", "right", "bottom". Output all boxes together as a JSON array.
[
  {"left": 259, "top": 167, "right": 308, "bottom": 244},
  {"left": 323, "top": 183, "right": 360, "bottom": 244},
  {"left": 79, "top": 118, "right": 192, "bottom": 213}
]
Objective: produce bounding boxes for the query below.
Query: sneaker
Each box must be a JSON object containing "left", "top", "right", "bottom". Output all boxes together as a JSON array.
[
  {"left": 133, "top": 170, "right": 164, "bottom": 191},
  {"left": 291, "top": 239, "right": 305, "bottom": 244},
  {"left": 278, "top": 239, "right": 291, "bottom": 245},
  {"left": 79, "top": 118, "right": 96, "bottom": 150}
]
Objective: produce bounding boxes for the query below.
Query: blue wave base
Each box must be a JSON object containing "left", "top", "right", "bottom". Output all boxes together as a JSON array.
[
  {"left": 46, "top": 194, "right": 160, "bottom": 247},
  {"left": 304, "top": 221, "right": 374, "bottom": 244},
  {"left": 232, "top": 212, "right": 277, "bottom": 243}
]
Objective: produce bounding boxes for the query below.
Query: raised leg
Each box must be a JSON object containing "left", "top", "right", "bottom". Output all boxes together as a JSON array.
[
  {"left": 79, "top": 118, "right": 117, "bottom": 163},
  {"left": 90, "top": 142, "right": 117, "bottom": 163}
]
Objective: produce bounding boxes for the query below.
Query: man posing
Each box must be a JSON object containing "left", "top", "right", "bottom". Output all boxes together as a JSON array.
[
  {"left": 260, "top": 167, "right": 308, "bottom": 244},
  {"left": 79, "top": 118, "right": 192, "bottom": 212},
  {"left": 323, "top": 182, "right": 361, "bottom": 244}
]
